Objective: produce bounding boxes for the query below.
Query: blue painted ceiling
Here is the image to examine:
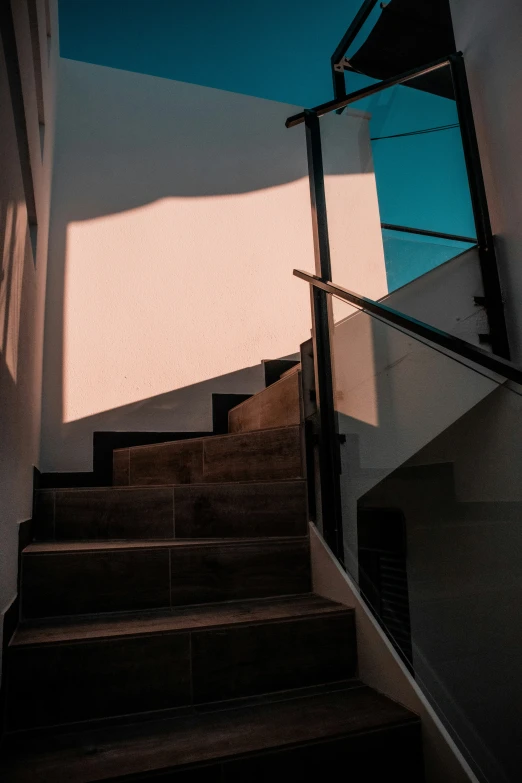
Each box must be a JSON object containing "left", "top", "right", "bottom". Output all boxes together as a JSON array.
[{"left": 58, "top": 0, "right": 367, "bottom": 107}]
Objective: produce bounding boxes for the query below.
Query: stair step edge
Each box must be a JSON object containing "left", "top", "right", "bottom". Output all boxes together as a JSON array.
[
  {"left": 11, "top": 595, "right": 354, "bottom": 647},
  {"left": 23, "top": 535, "right": 309, "bottom": 555},
  {"left": 0, "top": 684, "right": 421, "bottom": 783},
  {"left": 114, "top": 423, "right": 302, "bottom": 455},
  {"left": 35, "top": 477, "right": 307, "bottom": 495}
]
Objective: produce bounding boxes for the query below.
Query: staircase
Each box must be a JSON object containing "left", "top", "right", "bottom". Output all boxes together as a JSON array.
[{"left": 0, "top": 366, "right": 425, "bottom": 782}]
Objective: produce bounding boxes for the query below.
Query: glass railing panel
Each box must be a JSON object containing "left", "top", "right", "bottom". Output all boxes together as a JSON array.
[
  {"left": 381, "top": 227, "right": 475, "bottom": 290},
  {"left": 320, "top": 62, "right": 477, "bottom": 300},
  {"left": 328, "top": 290, "right": 520, "bottom": 783}
]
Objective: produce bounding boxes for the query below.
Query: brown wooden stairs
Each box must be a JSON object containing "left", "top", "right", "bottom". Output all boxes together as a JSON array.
[{"left": 0, "top": 363, "right": 424, "bottom": 782}]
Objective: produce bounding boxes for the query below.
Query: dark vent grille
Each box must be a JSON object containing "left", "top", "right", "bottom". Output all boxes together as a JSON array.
[{"left": 358, "top": 508, "right": 413, "bottom": 668}]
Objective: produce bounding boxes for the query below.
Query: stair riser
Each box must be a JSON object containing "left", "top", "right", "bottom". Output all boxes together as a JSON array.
[
  {"left": 113, "top": 427, "right": 303, "bottom": 486},
  {"left": 21, "top": 541, "right": 311, "bottom": 619},
  {"left": 6, "top": 613, "right": 355, "bottom": 730},
  {"left": 33, "top": 482, "right": 308, "bottom": 542},
  {"left": 228, "top": 371, "right": 301, "bottom": 434}
]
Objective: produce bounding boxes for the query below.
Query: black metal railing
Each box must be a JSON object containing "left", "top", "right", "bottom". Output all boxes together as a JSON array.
[
  {"left": 294, "top": 269, "right": 522, "bottom": 385},
  {"left": 295, "top": 266, "right": 522, "bottom": 569},
  {"left": 285, "top": 55, "right": 453, "bottom": 128},
  {"left": 294, "top": 271, "right": 522, "bottom": 783},
  {"left": 330, "top": 0, "right": 380, "bottom": 99},
  {"left": 285, "top": 50, "right": 513, "bottom": 567},
  {"left": 290, "top": 21, "right": 519, "bottom": 779},
  {"left": 286, "top": 52, "right": 510, "bottom": 361},
  {"left": 303, "top": 109, "right": 344, "bottom": 559}
]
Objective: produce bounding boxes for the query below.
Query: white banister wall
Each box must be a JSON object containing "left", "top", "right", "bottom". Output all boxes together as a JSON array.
[
  {"left": 40, "top": 58, "right": 387, "bottom": 472},
  {"left": 0, "top": 0, "right": 58, "bottom": 674}
]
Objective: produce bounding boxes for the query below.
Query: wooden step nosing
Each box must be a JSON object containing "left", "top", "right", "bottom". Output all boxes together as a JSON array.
[
  {"left": 114, "top": 424, "right": 301, "bottom": 455},
  {"left": 22, "top": 535, "right": 309, "bottom": 557},
  {"left": 1, "top": 681, "right": 366, "bottom": 743},
  {"left": 19, "top": 590, "right": 319, "bottom": 625},
  {"left": 189, "top": 678, "right": 364, "bottom": 718},
  {"left": 11, "top": 606, "right": 354, "bottom": 649},
  {"left": 12, "top": 593, "right": 321, "bottom": 631},
  {"left": 1, "top": 690, "right": 421, "bottom": 777},
  {"left": 35, "top": 478, "right": 307, "bottom": 496}
]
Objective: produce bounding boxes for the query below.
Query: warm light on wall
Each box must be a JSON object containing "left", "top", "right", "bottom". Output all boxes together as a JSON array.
[
  {"left": 43, "top": 60, "right": 388, "bottom": 469},
  {"left": 0, "top": 199, "right": 28, "bottom": 384},
  {"left": 62, "top": 183, "right": 316, "bottom": 423}
]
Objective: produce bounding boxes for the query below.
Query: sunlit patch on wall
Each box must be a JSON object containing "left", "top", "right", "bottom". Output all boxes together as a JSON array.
[
  {"left": 0, "top": 199, "right": 28, "bottom": 384},
  {"left": 61, "top": 182, "right": 317, "bottom": 423}
]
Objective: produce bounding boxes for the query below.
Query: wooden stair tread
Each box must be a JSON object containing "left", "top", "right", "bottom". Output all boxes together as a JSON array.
[
  {"left": 24, "top": 535, "right": 307, "bottom": 555},
  {"left": 112, "top": 424, "right": 301, "bottom": 455},
  {"left": 11, "top": 594, "right": 351, "bottom": 646},
  {"left": 0, "top": 685, "right": 419, "bottom": 783}
]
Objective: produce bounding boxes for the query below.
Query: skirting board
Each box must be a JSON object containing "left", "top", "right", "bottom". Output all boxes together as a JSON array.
[{"left": 309, "top": 523, "right": 480, "bottom": 783}]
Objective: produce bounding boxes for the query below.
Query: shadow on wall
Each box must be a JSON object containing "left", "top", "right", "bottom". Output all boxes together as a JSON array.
[
  {"left": 53, "top": 60, "right": 368, "bottom": 217},
  {"left": 41, "top": 361, "right": 269, "bottom": 473},
  {"left": 41, "top": 59, "right": 384, "bottom": 472}
]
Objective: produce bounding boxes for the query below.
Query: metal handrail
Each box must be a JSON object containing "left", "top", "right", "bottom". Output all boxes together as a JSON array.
[
  {"left": 287, "top": 51, "right": 510, "bottom": 358},
  {"left": 285, "top": 55, "right": 453, "bottom": 128},
  {"left": 381, "top": 224, "right": 477, "bottom": 245},
  {"left": 294, "top": 269, "right": 522, "bottom": 386}
]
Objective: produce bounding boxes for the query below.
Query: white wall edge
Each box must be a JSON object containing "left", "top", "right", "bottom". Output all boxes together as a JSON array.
[{"left": 309, "top": 522, "right": 481, "bottom": 783}]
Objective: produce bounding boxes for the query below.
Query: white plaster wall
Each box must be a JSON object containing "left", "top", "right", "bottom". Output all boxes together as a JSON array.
[
  {"left": 41, "top": 59, "right": 386, "bottom": 472},
  {"left": 0, "top": 0, "right": 58, "bottom": 666},
  {"left": 449, "top": 0, "right": 522, "bottom": 362}
]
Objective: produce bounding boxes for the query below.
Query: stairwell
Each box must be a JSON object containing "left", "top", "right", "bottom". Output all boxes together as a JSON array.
[{"left": 0, "top": 365, "right": 425, "bottom": 782}]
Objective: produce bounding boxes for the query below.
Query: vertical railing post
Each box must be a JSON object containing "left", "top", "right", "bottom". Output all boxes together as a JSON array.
[
  {"left": 450, "top": 53, "right": 510, "bottom": 359},
  {"left": 304, "top": 110, "right": 344, "bottom": 563},
  {"left": 330, "top": 0, "right": 379, "bottom": 101}
]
